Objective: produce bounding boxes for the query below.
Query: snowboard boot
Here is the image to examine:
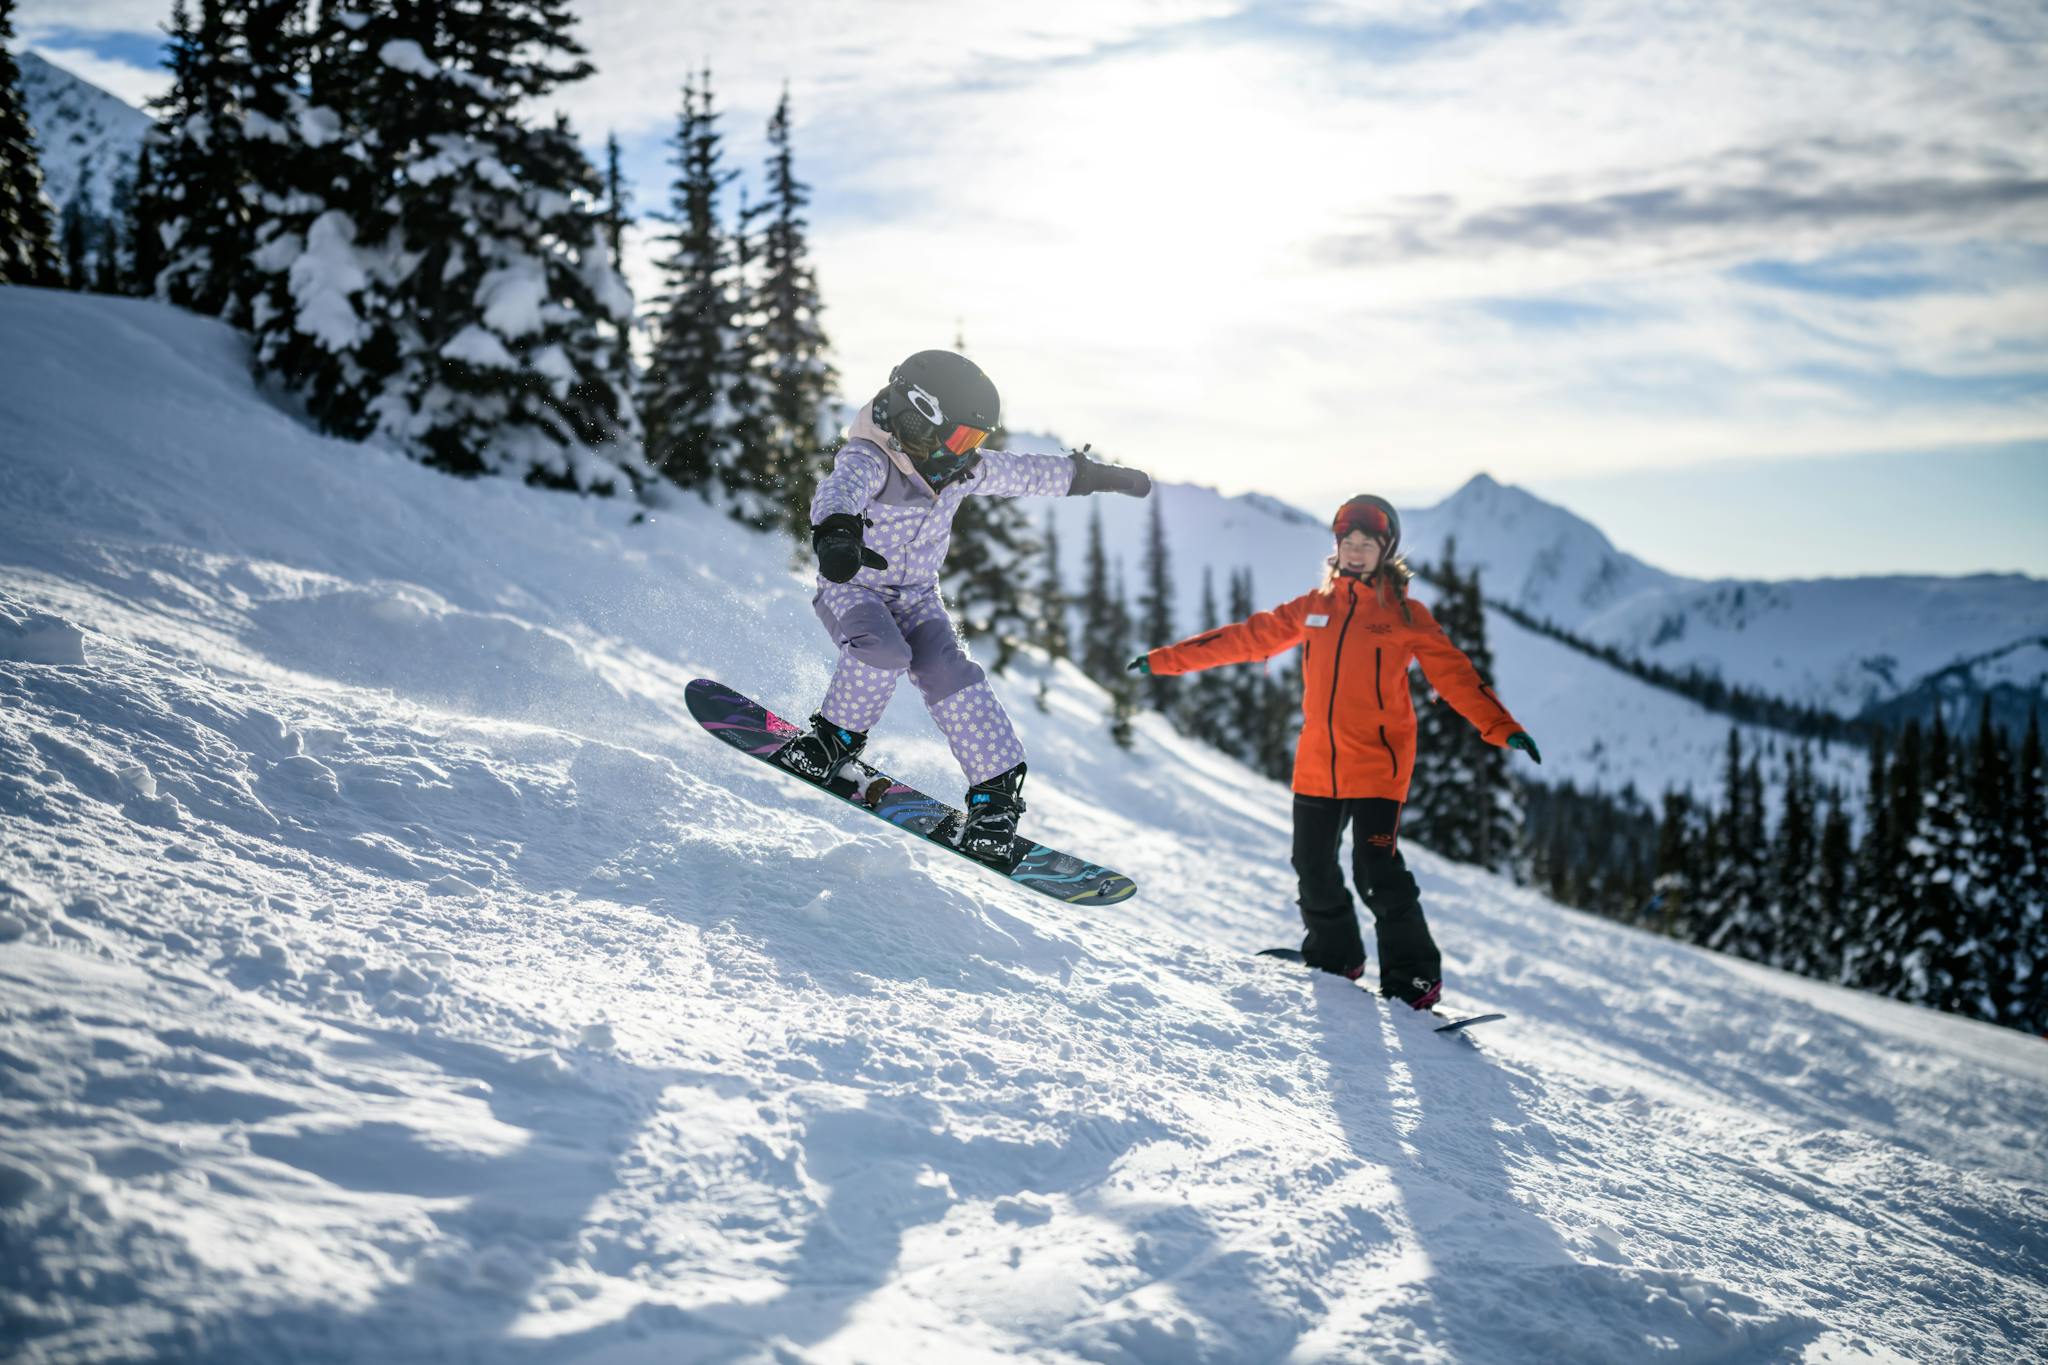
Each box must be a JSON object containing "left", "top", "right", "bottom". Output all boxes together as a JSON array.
[
  {"left": 959, "top": 762, "right": 1027, "bottom": 863},
  {"left": 774, "top": 713, "right": 868, "bottom": 785},
  {"left": 1383, "top": 976, "right": 1443, "bottom": 1011}
]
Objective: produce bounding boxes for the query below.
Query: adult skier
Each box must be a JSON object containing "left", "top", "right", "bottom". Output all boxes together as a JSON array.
[
  {"left": 1128, "top": 495, "right": 1541, "bottom": 1008},
  {"left": 777, "top": 348, "right": 1151, "bottom": 860}
]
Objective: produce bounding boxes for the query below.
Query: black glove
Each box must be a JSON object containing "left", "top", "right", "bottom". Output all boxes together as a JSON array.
[
  {"left": 1126, "top": 654, "right": 1153, "bottom": 675},
  {"left": 812, "top": 513, "right": 888, "bottom": 583},
  {"left": 1067, "top": 445, "right": 1152, "bottom": 498}
]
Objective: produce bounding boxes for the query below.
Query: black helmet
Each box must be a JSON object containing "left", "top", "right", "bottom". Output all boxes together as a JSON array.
[
  {"left": 874, "top": 350, "right": 1001, "bottom": 474},
  {"left": 1332, "top": 494, "right": 1400, "bottom": 559}
]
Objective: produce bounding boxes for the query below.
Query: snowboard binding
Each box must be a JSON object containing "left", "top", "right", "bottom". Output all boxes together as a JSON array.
[
  {"left": 958, "top": 762, "right": 1027, "bottom": 865},
  {"left": 774, "top": 713, "right": 868, "bottom": 786}
]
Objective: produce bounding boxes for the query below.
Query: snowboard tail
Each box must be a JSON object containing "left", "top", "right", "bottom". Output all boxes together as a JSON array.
[
  {"left": 1256, "top": 948, "right": 1506, "bottom": 1034},
  {"left": 687, "top": 678, "right": 1136, "bottom": 906}
]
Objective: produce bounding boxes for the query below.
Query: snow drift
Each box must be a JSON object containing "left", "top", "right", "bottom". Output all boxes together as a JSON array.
[{"left": 1, "top": 289, "right": 2044, "bottom": 1363}]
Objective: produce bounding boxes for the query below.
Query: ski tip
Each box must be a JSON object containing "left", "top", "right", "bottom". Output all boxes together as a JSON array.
[{"left": 1256, "top": 947, "right": 1306, "bottom": 962}]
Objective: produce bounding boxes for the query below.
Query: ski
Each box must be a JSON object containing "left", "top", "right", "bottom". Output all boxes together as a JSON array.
[
  {"left": 686, "top": 678, "right": 1137, "bottom": 907},
  {"left": 1256, "top": 948, "right": 1506, "bottom": 1033}
]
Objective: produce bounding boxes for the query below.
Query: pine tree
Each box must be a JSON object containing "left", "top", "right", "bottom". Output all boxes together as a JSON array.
[
  {"left": 1136, "top": 496, "right": 1176, "bottom": 711},
  {"left": 242, "top": 0, "right": 389, "bottom": 442},
  {"left": 644, "top": 69, "right": 736, "bottom": 495},
  {"left": 153, "top": 0, "right": 253, "bottom": 321},
  {"left": 0, "top": 0, "right": 63, "bottom": 286},
  {"left": 1179, "top": 566, "right": 1231, "bottom": 748},
  {"left": 1958, "top": 699, "right": 2013, "bottom": 1024},
  {"left": 1650, "top": 788, "right": 1700, "bottom": 941},
  {"left": 126, "top": 142, "right": 166, "bottom": 296},
  {"left": 1257, "top": 646, "right": 1303, "bottom": 783},
  {"left": 1037, "top": 508, "right": 1071, "bottom": 664},
  {"left": 1770, "top": 747, "right": 1818, "bottom": 974},
  {"left": 59, "top": 182, "right": 93, "bottom": 288},
  {"left": 360, "top": 1, "right": 639, "bottom": 488},
  {"left": 1108, "top": 559, "right": 1137, "bottom": 748},
  {"left": 1810, "top": 786, "right": 1854, "bottom": 982},
  {"left": 1914, "top": 712, "right": 1978, "bottom": 1014},
  {"left": 1407, "top": 548, "right": 1519, "bottom": 873},
  {"left": 600, "top": 132, "right": 629, "bottom": 274},
  {"left": 1225, "top": 568, "right": 1264, "bottom": 768},
  {"left": 1079, "top": 503, "right": 1121, "bottom": 685},
  {"left": 1864, "top": 722, "right": 1929, "bottom": 1001},
  {"left": 752, "top": 87, "right": 837, "bottom": 536},
  {"left": 947, "top": 494, "right": 1039, "bottom": 673},
  {"left": 2011, "top": 712, "right": 2047, "bottom": 1032}
]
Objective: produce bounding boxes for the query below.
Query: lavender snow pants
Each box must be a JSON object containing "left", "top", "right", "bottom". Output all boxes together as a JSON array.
[{"left": 812, "top": 582, "right": 1025, "bottom": 785}]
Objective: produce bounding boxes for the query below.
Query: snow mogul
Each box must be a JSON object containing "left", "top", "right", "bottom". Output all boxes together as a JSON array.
[
  {"left": 1129, "top": 495, "right": 1541, "bottom": 1009},
  {"left": 777, "top": 348, "right": 1151, "bottom": 860}
]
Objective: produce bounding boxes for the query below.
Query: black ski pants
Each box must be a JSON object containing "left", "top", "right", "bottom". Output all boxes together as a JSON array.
[{"left": 1290, "top": 794, "right": 1441, "bottom": 995}]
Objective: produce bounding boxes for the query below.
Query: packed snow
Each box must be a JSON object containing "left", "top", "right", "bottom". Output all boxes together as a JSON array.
[{"left": 2, "top": 290, "right": 2045, "bottom": 1363}]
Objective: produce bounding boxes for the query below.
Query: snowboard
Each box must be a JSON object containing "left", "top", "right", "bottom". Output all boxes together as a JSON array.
[
  {"left": 1256, "top": 948, "right": 1506, "bottom": 1034},
  {"left": 686, "top": 678, "right": 1137, "bottom": 907}
]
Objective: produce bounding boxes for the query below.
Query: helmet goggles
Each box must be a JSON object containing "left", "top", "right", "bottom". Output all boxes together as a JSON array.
[{"left": 1333, "top": 499, "right": 1393, "bottom": 542}]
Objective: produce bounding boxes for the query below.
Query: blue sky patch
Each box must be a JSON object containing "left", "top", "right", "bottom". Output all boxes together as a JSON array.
[
  {"left": 1731, "top": 254, "right": 1946, "bottom": 300},
  {"left": 1476, "top": 296, "right": 1630, "bottom": 331},
  {"left": 26, "top": 27, "right": 164, "bottom": 72}
]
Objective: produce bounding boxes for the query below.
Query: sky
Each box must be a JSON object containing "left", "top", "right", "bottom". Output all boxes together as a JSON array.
[{"left": 15, "top": 0, "right": 2048, "bottom": 580}]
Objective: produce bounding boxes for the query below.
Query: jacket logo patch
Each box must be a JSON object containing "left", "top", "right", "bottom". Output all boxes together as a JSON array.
[{"left": 1305, "top": 614, "right": 1330, "bottom": 628}]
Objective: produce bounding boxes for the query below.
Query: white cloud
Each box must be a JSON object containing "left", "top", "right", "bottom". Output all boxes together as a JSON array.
[{"left": 15, "top": 0, "right": 2047, "bottom": 516}]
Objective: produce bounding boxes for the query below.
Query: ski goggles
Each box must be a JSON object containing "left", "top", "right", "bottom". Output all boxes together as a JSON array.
[{"left": 1333, "top": 499, "right": 1393, "bottom": 540}]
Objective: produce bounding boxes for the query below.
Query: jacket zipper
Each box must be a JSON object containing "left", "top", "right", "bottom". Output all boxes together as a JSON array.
[
  {"left": 1379, "top": 724, "right": 1399, "bottom": 780},
  {"left": 1326, "top": 582, "right": 1358, "bottom": 796},
  {"left": 1373, "top": 647, "right": 1384, "bottom": 708}
]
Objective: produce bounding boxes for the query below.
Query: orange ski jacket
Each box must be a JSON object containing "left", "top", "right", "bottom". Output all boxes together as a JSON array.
[{"left": 1146, "top": 575, "right": 1522, "bottom": 801}]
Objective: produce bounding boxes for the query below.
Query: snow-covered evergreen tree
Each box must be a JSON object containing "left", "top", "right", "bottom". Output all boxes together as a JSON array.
[
  {"left": 1860, "top": 722, "right": 1928, "bottom": 1000},
  {"left": 643, "top": 69, "right": 736, "bottom": 496},
  {"left": 355, "top": 1, "right": 639, "bottom": 489},
  {"left": 751, "top": 87, "right": 836, "bottom": 536},
  {"left": 948, "top": 494, "right": 1039, "bottom": 674},
  {"left": 2011, "top": 712, "right": 2047, "bottom": 1032},
  {"left": 1697, "top": 729, "right": 1771, "bottom": 961},
  {"left": 1649, "top": 788, "right": 1702, "bottom": 940},
  {"left": 152, "top": 0, "right": 253, "bottom": 321},
  {"left": 0, "top": 0, "right": 63, "bottom": 288},
  {"left": 1406, "top": 546, "right": 1519, "bottom": 873},
  {"left": 241, "top": 0, "right": 388, "bottom": 441}
]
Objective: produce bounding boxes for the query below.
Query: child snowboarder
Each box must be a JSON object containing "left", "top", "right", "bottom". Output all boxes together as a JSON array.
[
  {"left": 777, "top": 348, "right": 1151, "bottom": 860},
  {"left": 1129, "top": 494, "right": 1541, "bottom": 1008}
]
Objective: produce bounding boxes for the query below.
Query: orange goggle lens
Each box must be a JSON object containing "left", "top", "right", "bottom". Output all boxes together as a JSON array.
[
  {"left": 941, "top": 424, "right": 990, "bottom": 456},
  {"left": 1336, "top": 506, "right": 1388, "bottom": 538}
]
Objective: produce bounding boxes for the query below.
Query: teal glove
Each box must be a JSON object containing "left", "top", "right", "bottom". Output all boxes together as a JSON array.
[
  {"left": 1507, "top": 732, "right": 1541, "bottom": 765},
  {"left": 1126, "top": 654, "right": 1153, "bottom": 675}
]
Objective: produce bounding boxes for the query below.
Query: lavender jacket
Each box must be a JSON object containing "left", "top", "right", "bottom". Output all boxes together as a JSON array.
[{"left": 809, "top": 402, "right": 1074, "bottom": 592}]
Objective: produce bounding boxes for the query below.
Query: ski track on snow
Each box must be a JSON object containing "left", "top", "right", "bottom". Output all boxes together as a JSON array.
[{"left": 2, "top": 291, "right": 2045, "bottom": 1363}]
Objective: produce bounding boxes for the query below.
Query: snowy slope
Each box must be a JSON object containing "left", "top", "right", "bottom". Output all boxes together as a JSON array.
[
  {"left": 1035, "top": 475, "right": 1866, "bottom": 806},
  {"left": 3, "top": 289, "right": 2046, "bottom": 1364},
  {"left": 16, "top": 52, "right": 150, "bottom": 222}
]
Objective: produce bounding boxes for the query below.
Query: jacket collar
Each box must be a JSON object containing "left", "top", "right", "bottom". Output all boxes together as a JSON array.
[{"left": 851, "top": 402, "right": 938, "bottom": 501}]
